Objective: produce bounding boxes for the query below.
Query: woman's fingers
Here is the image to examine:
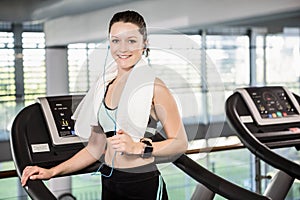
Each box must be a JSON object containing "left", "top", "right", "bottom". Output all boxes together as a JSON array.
[
  {"left": 109, "top": 134, "right": 128, "bottom": 152},
  {"left": 21, "top": 166, "right": 35, "bottom": 186},
  {"left": 110, "top": 137, "right": 123, "bottom": 150},
  {"left": 107, "top": 130, "right": 138, "bottom": 154},
  {"left": 21, "top": 166, "right": 48, "bottom": 186}
]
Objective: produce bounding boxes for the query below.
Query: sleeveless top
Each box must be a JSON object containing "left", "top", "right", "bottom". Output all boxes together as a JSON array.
[{"left": 98, "top": 79, "right": 158, "bottom": 138}]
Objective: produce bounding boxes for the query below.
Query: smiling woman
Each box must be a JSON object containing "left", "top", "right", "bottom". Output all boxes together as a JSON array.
[{"left": 21, "top": 10, "right": 188, "bottom": 200}]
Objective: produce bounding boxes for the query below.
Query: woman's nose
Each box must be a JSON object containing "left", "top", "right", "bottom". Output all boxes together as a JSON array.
[{"left": 119, "top": 41, "right": 129, "bottom": 52}]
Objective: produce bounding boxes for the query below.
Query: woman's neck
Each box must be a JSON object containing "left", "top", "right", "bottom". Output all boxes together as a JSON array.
[
  {"left": 113, "top": 69, "right": 130, "bottom": 88},
  {"left": 115, "top": 65, "right": 134, "bottom": 82}
]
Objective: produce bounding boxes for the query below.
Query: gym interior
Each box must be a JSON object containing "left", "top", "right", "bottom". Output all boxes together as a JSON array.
[{"left": 0, "top": 0, "right": 300, "bottom": 199}]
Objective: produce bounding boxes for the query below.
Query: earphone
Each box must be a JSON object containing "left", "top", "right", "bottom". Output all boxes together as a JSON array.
[{"left": 92, "top": 43, "right": 116, "bottom": 178}]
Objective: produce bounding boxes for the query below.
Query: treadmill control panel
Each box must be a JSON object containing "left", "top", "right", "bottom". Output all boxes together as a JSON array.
[
  {"left": 236, "top": 87, "right": 300, "bottom": 125},
  {"left": 38, "top": 95, "right": 87, "bottom": 145},
  {"left": 47, "top": 98, "right": 78, "bottom": 137}
]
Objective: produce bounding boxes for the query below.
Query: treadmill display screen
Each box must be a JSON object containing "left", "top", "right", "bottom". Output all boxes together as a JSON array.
[
  {"left": 47, "top": 96, "right": 83, "bottom": 137},
  {"left": 246, "top": 87, "right": 299, "bottom": 119},
  {"left": 236, "top": 86, "right": 300, "bottom": 125}
]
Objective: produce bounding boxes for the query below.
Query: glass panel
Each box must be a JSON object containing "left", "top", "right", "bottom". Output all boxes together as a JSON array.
[
  {"left": 260, "top": 147, "right": 300, "bottom": 200},
  {"left": 72, "top": 174, "right": 101, "bottom": 199},
  {"left": 148, "top": 34, "right": 203, "bottom": 122},
  {"left": 265, "top": 28, "right": 300, "bottom": 94},
  {"left": 256, "top": 35, "right": 266, "bottom": 85},
  {"left": 206, "top": 35, "right": 250, "bottom": 89},
  {"left": 0, "top": 161, "right": 20, "bottom": 199},
  {"left": 22, "top": 32, "right": 46, "bottom": 104},
  {"left": 0, "top": 32, "right": 15, "bottom": 140},
  {"left": 68, "top": 43, "right": 89, "bottom": 93},
  {"left": 206, "top": 35, "right": 250, "bottom": 120},
  {"left": 68, "top": 43, "right": 112, "bottom": 94}
]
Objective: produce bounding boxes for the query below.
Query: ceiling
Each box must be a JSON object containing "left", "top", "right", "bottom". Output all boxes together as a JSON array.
[
  {"left": 225, "top": 9, "right": 300, "bottom": 33},
  {"left": 0, "top": 0, "right": 140, "bottom": 23},
  {"left": 0, "top": 0, "right": 299, "bottom": 34}
]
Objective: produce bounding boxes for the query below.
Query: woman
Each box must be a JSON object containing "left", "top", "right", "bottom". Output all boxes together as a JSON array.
[{"left": 21, "top": 10, "right": 188, "bottom": 200}]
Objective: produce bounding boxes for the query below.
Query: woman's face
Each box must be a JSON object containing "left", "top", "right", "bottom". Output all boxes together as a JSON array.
[{"left": 109, "top": 22, "right": 145, "bottom": 70}]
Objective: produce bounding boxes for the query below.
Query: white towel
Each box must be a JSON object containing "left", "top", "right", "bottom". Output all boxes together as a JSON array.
[{"left": 72, "top": 59, "right": 155, "bottom": 142}]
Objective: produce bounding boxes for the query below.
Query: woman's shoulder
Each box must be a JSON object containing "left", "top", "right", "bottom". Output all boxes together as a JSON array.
[
  {"left": 154, "top": 77, "right": 167, "bottom": 92},
  {"left": 154, "top": 77, "right": 166, "bottom": 88},
  {"left": 153, "top": 77, "right": 172, "bottom": 99}
]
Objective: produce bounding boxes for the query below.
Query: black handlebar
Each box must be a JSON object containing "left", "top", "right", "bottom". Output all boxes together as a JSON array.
[{"left": 173, "top": 154, "right": 270, "bottom": 200}]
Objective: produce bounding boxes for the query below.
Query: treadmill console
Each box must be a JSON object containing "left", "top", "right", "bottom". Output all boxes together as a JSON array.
[
  {"left": 226, "top": 86, "right": 300, "bottom": 181},
  {"left": 11, "top": 95, "right": 103, "bottom": 199},
  {"left": 38, "top": 95, "right": 87, "bottom": 145},
  {"left": 236, "top": 86, "right": 300, "bottom": 126}
]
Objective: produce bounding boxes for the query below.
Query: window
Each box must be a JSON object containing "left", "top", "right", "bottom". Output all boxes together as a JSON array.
[
  {"left": 22, "top": 32, "right": 46, "bottom": 103},
  {"left": 206, "top": 35, "right": 250, "bottom": 89},
  {"left": 68, "top": 43, "right": 109, "bottom": 94},
  {"left": 0, "top": 32, "right": 15, "bottom": 102},
  {"left": 0, "top": 32, "right": 15, "bottom": 140},
  {"left": 148, "top": 34, "right": 203, "bottom": 123},
  {"left": 0, "top": 30, "right": 45, "bottom": 141},
  {"left": 265, "top": 28, "right": 300, "bottom": 93}
]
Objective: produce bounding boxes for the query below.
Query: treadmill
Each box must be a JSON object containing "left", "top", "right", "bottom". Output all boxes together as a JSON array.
[
  {"left": 226, "top": 86, "right": 300, "bottom": 200},
  {"left": 10, "top": 95, "right": 270, "bottom": 200}
]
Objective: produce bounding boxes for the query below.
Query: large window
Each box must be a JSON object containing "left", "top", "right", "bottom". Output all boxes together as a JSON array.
[
  {"left": 0, "top": 32, "right": 15, "bottom": 102},
  {"left": 0, "top": 32, "right": 15, "bottom": 140},
  {"left": 206, "top": 35, "right": 250, "bottom": 89},
  {"left": 0, "top": 30, "right": 45, "bottom": 141},
  {"left": 148, "top": 34, "right": 203, "bottom": 123},
  {"left": 265, "top": 29, "right": 300, "bottom": 93},
  {"left": 256, "top": 28, "right": 300, "bottom": 94},
  {"left": 68, "top": 43, "right": 109, "bottom": 94},
  {"left": 206, "top": 34, "right": 250, "bottom": 121},
  {"left": 22, "top": 32, "right": 46, "bottom": 102}
]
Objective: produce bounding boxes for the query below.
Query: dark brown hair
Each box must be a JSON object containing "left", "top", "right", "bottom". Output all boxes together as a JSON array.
[{"left": 109, "top": 10, "right": 149, "bottom": 56}]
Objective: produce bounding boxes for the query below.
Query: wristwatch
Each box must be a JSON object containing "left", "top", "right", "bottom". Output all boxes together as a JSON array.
[{"left": 140, "top": 137, "right": 153, "bottom": 158}]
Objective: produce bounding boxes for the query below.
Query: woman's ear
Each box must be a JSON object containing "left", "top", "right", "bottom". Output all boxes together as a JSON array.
[
  {"left": 144, "top": 40, "right": 149, "bottom": 49},
  {"left": 143, "top": 40, "right": 150, "bottom": 57}
]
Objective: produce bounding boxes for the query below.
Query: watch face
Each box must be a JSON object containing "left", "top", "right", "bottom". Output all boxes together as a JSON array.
[
  {"left": 144, "top": 146, "right": 153, "bottom": 153},
  {"left": 140, "top": 138, "right": 153, "bottom": 158},
  {"left": 142, "top": 145, "right": 153, "bottom": 158}
]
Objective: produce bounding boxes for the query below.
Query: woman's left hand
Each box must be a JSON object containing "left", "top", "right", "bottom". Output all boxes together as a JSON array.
[{"left": 108, "top": 130, "right": 143, "bottom": 155}]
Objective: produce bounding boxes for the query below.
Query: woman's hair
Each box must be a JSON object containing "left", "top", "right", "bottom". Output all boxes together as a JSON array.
[{"left": 109, "top": 10, "right": 150, "bottom": 56}]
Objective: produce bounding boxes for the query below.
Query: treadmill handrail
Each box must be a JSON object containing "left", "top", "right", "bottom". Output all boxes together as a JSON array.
[
  {"left": 11, "top": 104, "right": 57, "bottom": 200},
  {"left": 155, "top": 134, "right": 269, "bottom": 199},
  {"left": 173, "top": 155, "right": 270, "bottom": 200},
  {"left": 26, "top": 180, "right": 56, "bottom": 200},
  {"left": 226, "top": 93, "right": 300, "bottom": 180}
]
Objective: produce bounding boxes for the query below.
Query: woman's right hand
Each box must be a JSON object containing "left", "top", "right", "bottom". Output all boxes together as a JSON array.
[{"left": 21, "top": 166, "right": 54, "bottom": 186}]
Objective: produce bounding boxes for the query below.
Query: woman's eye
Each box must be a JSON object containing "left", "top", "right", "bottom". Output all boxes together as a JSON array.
[
  {"left": 128, "top": 40, "right": 137, "bottom": 44},
  {"left": 111, "top": 39, "right": 119, "bottom": 43}
]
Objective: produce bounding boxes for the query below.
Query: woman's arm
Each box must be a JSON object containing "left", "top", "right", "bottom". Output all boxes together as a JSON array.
[
  {"left": 50, "top": 127, "right": 106, "bottom": 176},
  {"left": 21, "top": 127, "right": 106, "bottom": 186},
  {"left": 151, "top": 78, "right": 188, "bottom": 157},
  {"left": 108, "top": 78, "right": 188, "bottom": 158}
]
